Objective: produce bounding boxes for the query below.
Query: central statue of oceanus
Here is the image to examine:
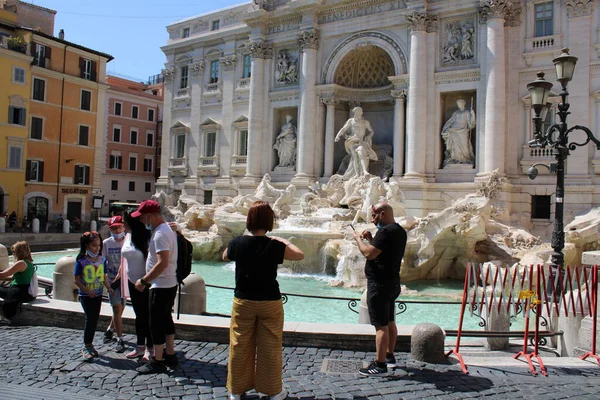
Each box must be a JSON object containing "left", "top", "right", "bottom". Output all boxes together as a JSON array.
[{"left": 335, "top": 107, "right": 378, "bottom": 180}]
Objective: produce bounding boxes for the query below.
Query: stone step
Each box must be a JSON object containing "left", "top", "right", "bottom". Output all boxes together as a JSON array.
[{"left": 576, "top": 315, "right": 600, "bottom": 353}]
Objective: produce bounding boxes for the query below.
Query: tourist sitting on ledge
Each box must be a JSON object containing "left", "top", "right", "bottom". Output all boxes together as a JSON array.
[{"left": 0, "top": 241, "right": 36, "bottom": 322}]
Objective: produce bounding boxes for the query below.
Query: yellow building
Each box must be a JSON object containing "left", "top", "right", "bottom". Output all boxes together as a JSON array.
[{"left": 0, "top": 4, "right": 32, "bottom": 217}]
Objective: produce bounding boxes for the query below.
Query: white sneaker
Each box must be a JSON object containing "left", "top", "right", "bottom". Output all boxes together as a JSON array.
[
  {"left": 228, "top": 393, "right": 242, "bottom": 400},
  {"left": 270, "top": 388, "right": 288, "bottom": 400}
]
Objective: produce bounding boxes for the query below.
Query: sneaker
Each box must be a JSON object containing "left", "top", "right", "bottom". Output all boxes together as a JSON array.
[
  {"left": 103, "top": 330, "right": 114, "bottom": 344},
  {"left": 142, "top": 349, "right": 153, "bottom": 363},
  {"left": 115, "top": 339, "right": 125, "bottom": 353},
  {"left": 82, "top": 347, "right": 94, "bottom": 362},
  {"left": 89, "top": 346, "right": 99, "bottom": 357},
  {"left": 386, "top": 354, "right": 398, "bottom": 369},
  {"left": 228, "top": 393, "right": 243, "bottom": 400},
  {"left": 358, "top": 360, "right": 387, "bottom": 376},
  {"left": 270, "top": 388, "right": 288, "bottom": 400},
  {"left": 164, "top": 352, "right": 179, "bottom": 368},
  {"left": 127, "top": 346, "right": 146, "bottom": 359},
  {"left": 136, "top": 358, "right": 167, "bottom": 374}
]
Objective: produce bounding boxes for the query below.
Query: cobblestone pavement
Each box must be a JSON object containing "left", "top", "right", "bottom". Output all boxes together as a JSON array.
[{"left": 1, "top": 325, "right": 600, "bottom": 399}]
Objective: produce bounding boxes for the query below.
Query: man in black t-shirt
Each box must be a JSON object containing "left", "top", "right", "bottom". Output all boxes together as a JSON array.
[{"left": 354, "top": 202, "right": 407, "bottom": 376}]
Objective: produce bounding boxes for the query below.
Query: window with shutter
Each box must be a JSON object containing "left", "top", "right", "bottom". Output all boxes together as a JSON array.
[
  {"left": 13, "top": 67, "right": 25, "bottom": 84},
  {"left": 130, "top": 130, "right": 138, "bottom": 144},
  {"left": 81, "top": 58, "right": 93, "bottom": 80},
  {"left": 8, "top": 146, "right": 22, "bottom": 169},
  {"left": 35, "top": 44, "right": 46, "bottom": 67},
  {"left": 180, "top": 66, "right": 188, "bottom": 89},
  {"left": 28, "top": 160, "right": 40, "bottom": 181},
  {"left": 78, "top": 126, "right": 89, "bottom": 146},
  {"left": 30, "top": 117, "right": 43, "bottom": 139},
  {"left": 80, "top": 90, "right": 91, "bottom": 111},
  {"left": 113, "top": 127, "right": 121, "bottom": 142},
  {"left": 175, "top": 135, "right": 185, "bottom": 158},
  {"left": 144, "top": 157, "right": 153, "bottom": 172},
  {"left": 129, "top": 156, "right": 137, "bottom": 171},
  {"left": 9, "top": 106, "right": 26, "bottom": 126},
  {"left": 147, "top": 132, "right": 154, "bottom": 147},
  {"left": 239, "top": 130, "right": 248, "bottom": 156},
  {"left": 132, "top": 106, "right": 139, "bottom": 119},
  {"left": 148, "top": 109, "right": 155, "bottom": 122},
  {"left": 210, "top": 60, "right": 219, "bottom": 83},
  {"left": 114, "top": 102, "right": 122, "bottom": 116},
  {"left": 75, "top": 165, "right": 90, "bottom": 184},
  {"left": 33, "top": 78, "right": 45, "bottom": 101}
]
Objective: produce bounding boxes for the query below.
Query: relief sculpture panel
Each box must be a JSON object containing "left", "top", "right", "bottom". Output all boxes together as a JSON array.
[{"left": 440, "top": 16, "right": 476, "bottom": 67}]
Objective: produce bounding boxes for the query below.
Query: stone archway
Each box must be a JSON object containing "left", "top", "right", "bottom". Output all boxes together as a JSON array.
[
  {"left": 322, "top": 31, "right": 408, "bottom": 84},
  {"left": 334, "top": 45, "right": 395, "bottom": 88}
]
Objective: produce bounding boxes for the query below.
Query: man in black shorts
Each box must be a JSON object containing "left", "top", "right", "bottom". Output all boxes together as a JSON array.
[{"left": 354, "top": 202, "right": 407, "bottom": 376}]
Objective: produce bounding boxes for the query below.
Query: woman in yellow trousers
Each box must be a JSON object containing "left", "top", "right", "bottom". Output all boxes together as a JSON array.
[{"left": 223, "top": 201, "right": 304, "bottom": 400}]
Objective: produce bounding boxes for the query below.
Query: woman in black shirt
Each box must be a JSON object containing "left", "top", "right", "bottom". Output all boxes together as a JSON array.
[{"left": 223, "top": 201, "right": 304, "bottom": 400}]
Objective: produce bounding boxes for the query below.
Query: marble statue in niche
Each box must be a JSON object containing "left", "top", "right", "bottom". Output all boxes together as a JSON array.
[
  {"left": 441, "top": 99, "right": 476, "bottom": 166},
  {"left": 335, "top": 107, "right": 378, "bottom": 180},
  {"left": 273, "top": 114, "right": 297, "bottom": 168},
  {"left": 275, "top": 50, "right": 298, "bottom": 84},
  {"left": 441, "top": 19, "right": 475, "bottom": 65}
]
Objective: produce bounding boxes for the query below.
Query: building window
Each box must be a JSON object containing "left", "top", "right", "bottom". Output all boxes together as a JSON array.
[
  {"left": 32, "top": 78, "right": 45, "bottom": 101},
  {"left": 13, "top": 67, "right": 25, "bottom": 84},
  {"left": 211, "top": 20, "right": 220, "bottom": 30},
  {"left": 210, "top": 60, "right": 219, "bottom": 83},
  {"left": 80, "top": 90, "right": 91, "bottom": 111},
  {"left": 114, "top": 102, "right": 122, "bottom": 116},
  {"left": 182, "top": 27, "right": 190, "bottom": 38},
  {"left": 34, "top": 44, "right": 49, "bottom": 67},
  {"left": 80, "top": 58, "right": 95, "bottom": 81},
  {"left": 111, "top": 180, "right": 118, "bottom": 190},
  {"left": 204, "top": 190, "right": 213, "bottom": 205},
  {"left": 113, "top": 127, "right": 121, "bottom": 142},
  {"left": 78, "top": 126, "right": 89, "bottom": 146},
  {"left": 532, "top": 195, "right": 551, "bottom": 219},
  {"left": 180, "top": 66, "right": 188, "bottom": 89},
  {"left": 174, "top": 134, "right": 185, "bottom": 158},
  {"left": 147, "top": 132, "right": 154, "bottom": 147},
  {"left": 129, "top": 156, "right": 137, "bottom": 171},
  {"left": 130, "top": 130, "right": 138, "bottom": 145},
  {"left": 239, "top": 129, "right": 248, "bottom": 156},
  {"left": 242, "top": 54, "right": 251, "bottom": 79},
  {"left": 109, "top": 154, "right": 122, "bottom": 169},
  {"left": 26, "top": 160, "right": 44, "bottom": 182},
  {"left": 74, "top": 165, "right": 90, "bottom": 184},
  {"left": 535, "top": 2, "right": 553, "bottom": 37},
  {"left": 8, "top": 146, "right": 22, "bottom": 169},
  {"left": 30, "top": 117, "right": 43, "bottom": 140},
  {"left": 132, "top": 105, "right": 139, "bottom": 119},
  {"left": 128, "top": 181, "right": 135, "bottom": 191},
  {"left": 143, "top": 157, "right": 153, "bottom": 172},
  {"left": 148, "top": 108, "right": 155, "bottom": 122},
  {"left": 9, "top": 106, "right": 26, "bottom": 125},
  {"left": 145, "top": 182, "right": 152, "bottom": 192},
  {"left": 205, "top": 132, "right": 216, "bottom": 157}
]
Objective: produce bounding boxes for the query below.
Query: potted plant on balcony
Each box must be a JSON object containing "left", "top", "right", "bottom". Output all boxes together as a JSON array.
[{"left": 6, "top": 36, "right": 26, "bottom": 53}]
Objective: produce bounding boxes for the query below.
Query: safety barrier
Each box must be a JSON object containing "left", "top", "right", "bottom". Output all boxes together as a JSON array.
[{"left": 447, "top": 263, "right": 599, "bottom": 376}]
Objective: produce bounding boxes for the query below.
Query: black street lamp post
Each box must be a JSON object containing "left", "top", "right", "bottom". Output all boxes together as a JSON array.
[{"left": 527, "top": 48, "right": 600, "bottom": 295}]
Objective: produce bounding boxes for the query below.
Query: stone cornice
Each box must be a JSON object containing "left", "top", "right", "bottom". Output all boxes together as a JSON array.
[
  {"left": 249, "top": 40, "right": 273, "bottom": 59},
  {"left": 563, "top": 0, "right": 594, "bottom": 18},
  {"left": 316, "top": 83, "right": 394, "bottom": 102},
  {"left": 321, "top": 97, "right": 339, "bottom": 106},
  {"left": 298, "top": 29, "right": 320, "bottom": 52},
  {"left": 405, "top": 11, "right": 438, "bottom": 33},
  {"left": 434, "top": 68, "right": 481, "bottom": 85},
  {"left": 388, "top": 74, "right": 409, "bottom": 89}
]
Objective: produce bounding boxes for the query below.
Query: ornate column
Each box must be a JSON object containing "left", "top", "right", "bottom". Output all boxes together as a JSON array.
[
  {"left": 293, "top": 29, "right": 320, "bottom": 185},
  {"left": 391, "top": 90, "right": 406, "bottom": 177},
  {"left": 219, "top": 55, "right": 237, "bottom": 180},
  {"left": 243, "top": 40, "right": 272, "bottom": 182},
  {"left": 322, "top": 97, "right": 339, "bottom": 178},
  {"left": 479, "top": 0, "right": 516, "bottom": 175},
  {"left": 189, "top": 61, "right": 204, "bottom": 180},
  {"left": 157, "top": 66, "right": 175, "bottom": 190},
  {"left": 404, "top": 11, "right": 437, "bottom": 180}
]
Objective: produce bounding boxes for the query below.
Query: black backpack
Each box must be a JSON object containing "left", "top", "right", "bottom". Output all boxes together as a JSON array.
[{"left": 176, "top": 231, "right": 193, "bottom": 284}]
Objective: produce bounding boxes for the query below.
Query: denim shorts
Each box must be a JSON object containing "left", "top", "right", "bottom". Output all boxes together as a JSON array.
[{"left": 108, "top": 286, "right": 125, "bottom": 307}]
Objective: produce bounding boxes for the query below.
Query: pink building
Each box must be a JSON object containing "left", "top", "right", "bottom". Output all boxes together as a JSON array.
[{"left": 101, "top": 75, "right": 163, "bottom": 216}]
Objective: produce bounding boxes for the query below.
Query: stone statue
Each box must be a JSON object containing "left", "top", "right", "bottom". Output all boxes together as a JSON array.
[
  {"left": 273, "top": 115, "right": 297, "bottom": 168},
  {"left": 273, "top": 184, "right": 296, "bottom": 219},
  {"left": 275, "top": 51, "right": 298, "bottom": 84},
  {"left": 224, "top": 173, "right": 281, "bottom": 214},
  {"left": 441, "top": 99, "right": 476, "bottom": 166},
  {"left": 334, "top": 107, "right": 378, "bottom": 180},
  {"left": 382, "top": 181, "right": 406, "bottom": 217}
]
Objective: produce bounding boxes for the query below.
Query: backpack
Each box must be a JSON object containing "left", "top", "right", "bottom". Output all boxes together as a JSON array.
[{"left": 176, "top": 231, "right": 193, "bottom": 284}]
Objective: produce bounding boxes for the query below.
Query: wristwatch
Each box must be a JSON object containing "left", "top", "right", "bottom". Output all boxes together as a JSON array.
[{"left": 140, "top": 278, "right": 151, "bottom": 287}]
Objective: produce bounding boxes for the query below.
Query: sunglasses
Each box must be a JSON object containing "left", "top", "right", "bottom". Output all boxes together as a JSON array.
[{"left": 83, "top": 231, "right": 98, "bottom": 236}]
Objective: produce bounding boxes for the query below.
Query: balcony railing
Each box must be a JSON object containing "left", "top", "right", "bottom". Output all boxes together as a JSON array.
[
  {"left": 205, "top": 82, "right": 221, "bottom": 93},
  {"left": 236, "top": 78, "right": 251, "bottom": 90},
  {"left": 1, "top": 37, "right": 26, "bottom": 54},
  {"left": 232, "top": 155, "right": 247, "bottom": 165},
  {"left": 168, "top": 157, "right": 188, "bottom": 176},
  {"left": 524, "top": 34, "right": 562, "bottom": 53},
  {"left": 147, "top": 74, "right": 165, "bottom": 85},
  {"left": 198, "top": 156, "right": 219, "bottom": 176},
  {"left": 175, "top": 88, "right": 189, "bottom": 98}
]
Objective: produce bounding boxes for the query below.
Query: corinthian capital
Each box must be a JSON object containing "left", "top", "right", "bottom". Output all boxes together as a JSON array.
[
  {"left": 564, "top": 0, "right": 594, "bottom": 18},
  {"left": 503, "top": 4, "right": 522, "bottom": 27},
  {"left": 220, "top": 55, "right": 237, "bottom": 71},
  {"left": 298, "top": 29, "right": 320, "bottom": 52},
  {"left": 478, "top": 0, "right": 517, "bottom": 23},
  {"left": 249, "top": 40, "right": 273, "bottom": 59},
  {"left": 405, "top": 12, "right": 438, "bottom": 33},
  {"left": 162, "top": 67, "right": 175, "bottom": 82},
  {"left": 190, "top": 61, "right": 204, "bottom": 77}
]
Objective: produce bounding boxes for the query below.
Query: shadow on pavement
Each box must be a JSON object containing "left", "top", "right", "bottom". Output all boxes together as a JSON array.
[{"left": 384, "top": 366, "right": 494, "bottom": 393}]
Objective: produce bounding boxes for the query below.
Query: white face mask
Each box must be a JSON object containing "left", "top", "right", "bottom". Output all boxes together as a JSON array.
[{"left": 111, "top": 231, "right": 125, "bottom": 239}]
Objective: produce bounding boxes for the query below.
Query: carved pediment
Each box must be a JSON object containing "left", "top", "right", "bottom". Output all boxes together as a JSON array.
[
  {"left": 233, "top": 115, "right": 249, "bottom": 124},
  {"left": 200, "top": 118, "right": 221, "bottom": 131},
  {"left": 171, "top": 121, "right": 190, "bottom": 134}
]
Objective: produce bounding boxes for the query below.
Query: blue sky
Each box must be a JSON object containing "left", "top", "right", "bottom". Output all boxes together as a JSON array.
[{"left": 30, "top": 0, "right": 244, "bottom": 82}]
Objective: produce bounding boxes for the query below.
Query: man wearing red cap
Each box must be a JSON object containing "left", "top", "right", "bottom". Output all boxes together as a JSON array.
[
  {"left": 102, "top": 216, "right": 127, "bottom": 353},
  {"left": 132, "top": 200, "right": 179, "bottom": 374}
]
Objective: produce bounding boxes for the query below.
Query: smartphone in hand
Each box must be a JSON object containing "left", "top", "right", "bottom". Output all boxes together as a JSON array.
[
  {"left": 349, "top": 224, "right": 355, "bottom": 231},
  {"left": 110, "top": 279, "right": 121, "bottom": 290}
]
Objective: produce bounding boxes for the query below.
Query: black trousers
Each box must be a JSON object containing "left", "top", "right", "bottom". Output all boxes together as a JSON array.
[
  {"left": 0, "top": 284, "right": 32, "bottom": 320},
  {"left": 149, "top": 286, "right": 177, "bottom": 345},
  {"left": 79, "top": 296, "right": 102, "bottom": 345},
  {"left": 128, "top": 280, "right": 153, "bottom": 347}
]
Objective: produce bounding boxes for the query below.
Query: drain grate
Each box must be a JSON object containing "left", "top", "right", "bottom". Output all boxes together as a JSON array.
[
  {"left": 77, "top": 357, "right": 138, "bottom": 372},
  {"left": 321, "top": 358, "right": 365, "bottom": 374}
]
